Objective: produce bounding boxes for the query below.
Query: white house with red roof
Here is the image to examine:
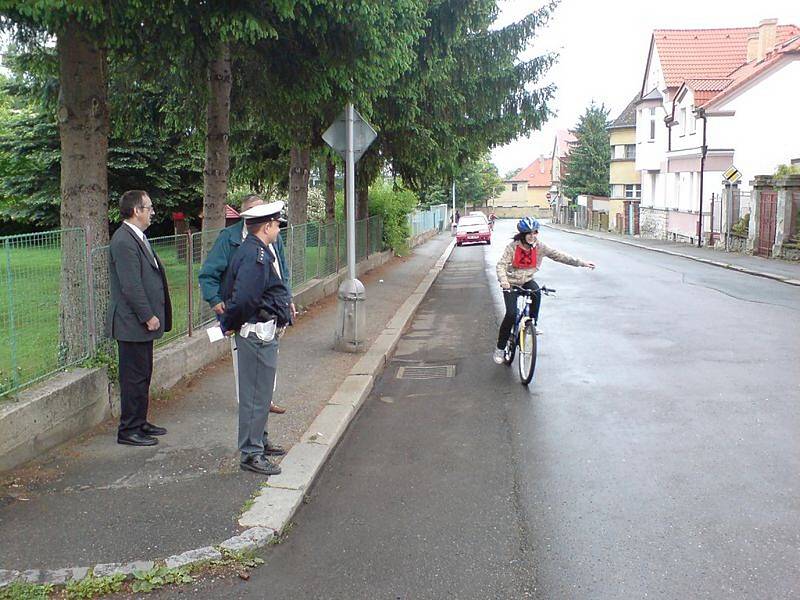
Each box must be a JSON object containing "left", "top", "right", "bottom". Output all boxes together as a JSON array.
[{"left": 636, "top": 18, "right": 800, "bottom": 241}]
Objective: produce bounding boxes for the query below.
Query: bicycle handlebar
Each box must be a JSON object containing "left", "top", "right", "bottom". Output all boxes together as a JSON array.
[{"left": 505, "top": 285, "right": 556, "bottom": 295}]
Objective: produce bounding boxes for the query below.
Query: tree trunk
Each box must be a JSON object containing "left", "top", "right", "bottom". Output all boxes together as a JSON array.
[
  {"left": 288, "top": 146, "right": 310, "bottom": 286},
  {"left": 57, "top": 17, "right": 109, "bottom": 364},
  {"left": 203, "top": 42, "right": 231, "bottom": 241},
  {"left": 288, "top": 146, "right": 310, "bottom": 225},
  {"left": 325, "top": 155, "right": 336, "bottom": 223}
]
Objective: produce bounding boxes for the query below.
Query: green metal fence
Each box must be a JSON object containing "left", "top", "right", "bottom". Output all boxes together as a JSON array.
[
  {"left": 408, "top": 204, "right": 448, "bottom": 237},
  {"left": 0, "top": 229, "right": 89, "bottom": 396},
  {"left": 0, "top": 213, "right": 409, "bottom": 398}
]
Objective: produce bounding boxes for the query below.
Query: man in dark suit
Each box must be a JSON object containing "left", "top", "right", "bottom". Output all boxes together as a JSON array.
[{"left": 108, "top": 190, "right": 172, "bottom": 446}]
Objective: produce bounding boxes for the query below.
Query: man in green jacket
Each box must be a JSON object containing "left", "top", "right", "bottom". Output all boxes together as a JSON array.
[{"left": 199, "top": 194, "right": 295, "bottom": 413}]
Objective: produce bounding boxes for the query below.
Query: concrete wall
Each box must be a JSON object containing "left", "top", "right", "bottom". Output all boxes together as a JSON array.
[
  {"left": 640, "top": 207, "right": 669, "bottom": 239},
  {"left": 0, "top": 248, "right": 395, "bottom": 473}
]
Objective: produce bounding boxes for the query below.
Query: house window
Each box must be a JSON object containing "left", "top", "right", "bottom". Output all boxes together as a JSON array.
[
  {"left": 625, "top": 144, "right": 636, "bottom": 159},
  {"left": 624, "top": 184, "right": 641, "bottom": 199},
  {"left": 688, "top": 106, "right": 696, "bottom": 134},
  {"left": 680, "top": 108, "right": 687, "bottom": 136},
  {"left": 511, "top": 183, "right": 518, "bottom": 192},
  {"left": 649, "top": 108, "right": 656, "bottom": 140},
  {"left": 611, "top": 184, "right": 625, "bottom": 197},
  {"left": 613, "top": 145, "right": 625, "bottom": 159}
]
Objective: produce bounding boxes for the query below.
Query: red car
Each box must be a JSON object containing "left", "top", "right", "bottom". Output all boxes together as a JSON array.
[{"left": 455, "top": 215, "right": 492, "bottom": 246}]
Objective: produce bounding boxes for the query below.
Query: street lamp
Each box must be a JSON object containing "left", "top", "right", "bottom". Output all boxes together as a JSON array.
[{"left": 694, "top": 106, "right": 708, "bottom": 248}]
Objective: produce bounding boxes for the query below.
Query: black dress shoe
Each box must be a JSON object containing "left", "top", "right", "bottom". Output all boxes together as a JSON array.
[
  {"left": 117, "top": 432, "right": 158, "bottom": 446},
  {"left": 261, "top": 437, "right": 287, "bottom": 456},
  {"left": 240, "top": 454, "right": 281, "bottom": 476},
  {"left": 141, "top": 423, "right": 167, "bottom": 436}
]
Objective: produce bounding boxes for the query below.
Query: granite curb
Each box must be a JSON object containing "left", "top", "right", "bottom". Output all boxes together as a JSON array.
[
  {"left": 0, "top": 237, "right": 457, "bottom": 590},
  {"left": 546, "top": 224, "right": 800, "bottom": 287}
]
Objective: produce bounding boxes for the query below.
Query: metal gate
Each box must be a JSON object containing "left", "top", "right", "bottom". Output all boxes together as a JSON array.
[{"left": 757, "top": 190, "right": 778, "bottom": 257}]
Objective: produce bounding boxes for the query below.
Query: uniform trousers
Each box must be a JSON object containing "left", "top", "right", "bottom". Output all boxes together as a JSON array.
[
  {"left": 234, "top": 332, "right": 278, "bottom": 461},
  {"left": 117, "top": 340, "right": 154, "bottom": 435}
]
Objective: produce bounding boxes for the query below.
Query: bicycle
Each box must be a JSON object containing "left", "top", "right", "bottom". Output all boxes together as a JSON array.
[{"left": 502, "top": 284, "right": 556, "bottom": 385}]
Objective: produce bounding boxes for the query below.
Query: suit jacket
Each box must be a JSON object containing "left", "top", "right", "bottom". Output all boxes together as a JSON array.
[{"left": 107, "top": 222, "right": 173, "bottom": 342}]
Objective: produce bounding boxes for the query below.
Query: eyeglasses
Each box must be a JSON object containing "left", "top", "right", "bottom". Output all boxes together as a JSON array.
[{"left": 139, "top": 204, "right": 155, "bottom": 213}]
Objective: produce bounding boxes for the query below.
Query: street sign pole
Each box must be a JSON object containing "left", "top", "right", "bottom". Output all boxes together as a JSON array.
[
  {"left": 322, "top": 103, "right": 376, "bottom": 353},
  {"left": 346, "top": 102, "right": 356, "bottom": 280},
  {"left": 451, "top": 180, "right": 456, "bottom": 235}
]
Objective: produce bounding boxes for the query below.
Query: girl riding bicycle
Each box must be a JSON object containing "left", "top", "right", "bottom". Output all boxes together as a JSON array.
[{"left": 493, "top": 217, "right": 595, "bottom": 364}]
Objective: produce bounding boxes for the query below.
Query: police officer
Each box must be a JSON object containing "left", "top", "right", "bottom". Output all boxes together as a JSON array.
[
  {"left": 198, "top": 194, "right": 293, "bottom": 414},
  {"left": 219, "top": 201, "right": 293, "bottom": 475}
]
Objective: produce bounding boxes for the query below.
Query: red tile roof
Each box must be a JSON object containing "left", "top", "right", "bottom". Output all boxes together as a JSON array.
[
  {"left": 509, "top": 157, "right": 553, "bottom": 187},
  {"left": 706, "top": 33, "right": 800, "bottom": 107},
  {"left": 225, "top": 204, "right": 240, "bottom": 219},
  {"left": 653, "top": 25, "right": 799, "bottom": 87}
]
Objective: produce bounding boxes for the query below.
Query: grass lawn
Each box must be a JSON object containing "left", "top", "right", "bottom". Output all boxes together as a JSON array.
[{"left": 0, "top": 241, "right": 195, "bottom": 397}]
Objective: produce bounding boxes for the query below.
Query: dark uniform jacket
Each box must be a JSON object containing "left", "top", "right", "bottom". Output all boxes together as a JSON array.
[
  {"left": 198, "top": 221, "right": 291, "bottom": 309},
  {"left": 219, "top": 235, "right": 292, "bottom": 333},
  {"left": 107, "top": 223, "right": 173, "bottom": 342}
]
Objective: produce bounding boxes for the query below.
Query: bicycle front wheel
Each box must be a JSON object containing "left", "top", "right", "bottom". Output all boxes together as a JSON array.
[{"left": 518, "top": 321, "right": 537, "bottom": 385}]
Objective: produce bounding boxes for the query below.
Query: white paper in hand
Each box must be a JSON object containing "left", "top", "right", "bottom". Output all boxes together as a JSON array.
[{"left": 206, "top": 324, "right": 225, "bottom": 343}]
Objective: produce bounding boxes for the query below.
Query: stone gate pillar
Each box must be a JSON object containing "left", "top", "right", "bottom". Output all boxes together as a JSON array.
[
  {"left": 747, "top": 176, "right": 772, "bottom": 254},
  {"left": 772, "top": 174, "right": 800, "bottom": 257}
]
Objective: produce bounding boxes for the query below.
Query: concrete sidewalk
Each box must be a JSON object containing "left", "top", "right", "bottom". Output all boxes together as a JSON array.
[
  {"left": 547, "top": 222, "right": 800, "bottom": 286},
  {"left": 0, "top": 233, "right": 454, "bottom": 586}
]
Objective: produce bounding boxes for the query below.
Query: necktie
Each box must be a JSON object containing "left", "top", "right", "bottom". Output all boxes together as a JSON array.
[{"left": 143, "top": 236, "right": 158, "bottom": 268}]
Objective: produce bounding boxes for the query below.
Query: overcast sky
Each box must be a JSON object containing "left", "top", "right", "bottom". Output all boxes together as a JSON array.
[{"left": 490, "top": 0, "right": 799, "bottom": 177}]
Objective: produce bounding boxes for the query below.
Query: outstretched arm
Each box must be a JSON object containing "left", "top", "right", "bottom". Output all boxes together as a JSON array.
[{"left": 538, "top": 241, "right": 596, "bottom": 269}]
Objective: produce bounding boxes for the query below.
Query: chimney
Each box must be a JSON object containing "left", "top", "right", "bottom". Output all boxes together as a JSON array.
[
  {"left": 539, "top": 156, "right": 545, "bottom": 174},
  {"left": 757, "top": 18, "right": 778, "bottom": 61},
  {"left": 746, "top": 34, "right": 759, "bottom": 62}
]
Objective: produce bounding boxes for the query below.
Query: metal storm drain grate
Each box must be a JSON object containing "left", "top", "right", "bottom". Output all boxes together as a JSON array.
[{"left": 396, "top": 365, "right": 456, "bottom": 380}]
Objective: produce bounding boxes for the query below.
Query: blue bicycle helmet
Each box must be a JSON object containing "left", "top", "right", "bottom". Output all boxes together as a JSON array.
[{"left": 517, "top": 217, "right": 540, "bottom": 233}]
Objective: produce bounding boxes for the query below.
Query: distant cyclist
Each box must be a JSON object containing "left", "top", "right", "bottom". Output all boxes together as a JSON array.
[{"left": 494, "top": 217, "right": 596, "bottom": 364}]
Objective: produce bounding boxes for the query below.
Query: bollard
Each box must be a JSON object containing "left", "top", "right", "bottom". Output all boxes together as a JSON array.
[{"left": 334, "top": 278, "right": 366, "bottom": 353}]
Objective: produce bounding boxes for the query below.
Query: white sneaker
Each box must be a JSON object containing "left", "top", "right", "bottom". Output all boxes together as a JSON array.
[
  {"left": 493, "top": 348, "right": 505, "bottom": 364},
  {"left": 535, "top": 326, "right": 543, "bottom": 336}
]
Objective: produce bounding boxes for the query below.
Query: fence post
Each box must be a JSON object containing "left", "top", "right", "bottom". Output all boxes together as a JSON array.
[
  {"left": 317, "top": 223, "right": 322, "bottom": 278},
  {"left": 4, "top": 239, "right": 18, "bottom": 389},
  {"left": 84, "top": 226, "right": 97, "bottom": 352},
  {"left": 287, "top": 226, "right": 294, "bottom": 288},
  {"left": 187, "top": 233, "right": 194, "bottom": 337}
]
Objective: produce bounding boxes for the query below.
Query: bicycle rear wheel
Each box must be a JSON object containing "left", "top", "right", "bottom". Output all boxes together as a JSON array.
[{"left": 518, "top": 321, "right": 537, "bottom": 385}]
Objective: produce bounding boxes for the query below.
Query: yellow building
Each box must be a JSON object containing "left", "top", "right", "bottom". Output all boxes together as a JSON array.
[
  {"left": 493, "top": 156, "right": 553, "bottom": 213},
  {"left": 608, "top": 95, "right": 641, "bottom": 234}
]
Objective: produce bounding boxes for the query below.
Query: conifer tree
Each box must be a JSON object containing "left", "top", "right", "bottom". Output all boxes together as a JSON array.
[{"left": 562, "top": 102, "right": 611, "bottom": 200}]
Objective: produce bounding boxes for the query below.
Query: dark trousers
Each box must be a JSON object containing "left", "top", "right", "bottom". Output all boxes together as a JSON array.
[
  {"left": 117, "top": 340, "right": 154, "bottom": 436},
  {"left": 497, "top": 280, "right": 541, "bottom": 349}
]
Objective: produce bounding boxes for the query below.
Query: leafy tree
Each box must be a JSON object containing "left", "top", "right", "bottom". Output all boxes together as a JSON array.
[
  {"left": 420, "top": 153, "right": 503, "bottom": 208},
  {"left": 561, "top": 102, "right": 611, "bottom": 200},
  {"left": 0, "top": 47, "right": 203, "bottom": 233},
  {"left": 231, "top": 0, "right": 426, "bottom": 224},
  {"left": 373, "top": 0, "right": 558, "bottom": 196}
]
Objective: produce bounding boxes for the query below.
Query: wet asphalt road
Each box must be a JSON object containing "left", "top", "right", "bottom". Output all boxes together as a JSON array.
[{"left": 159, "top": 221, "right": 800, "bottom": 599}]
